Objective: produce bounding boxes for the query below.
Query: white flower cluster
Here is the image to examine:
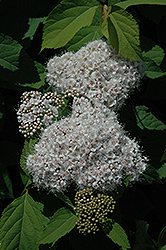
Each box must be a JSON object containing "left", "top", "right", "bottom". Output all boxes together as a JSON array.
[
  {"left": 46, "top": 40, "right": 145, "bottom": 110},
  {"left": 25, "top": 40, "right": 147, "bottom": 193},
  {"left": 17, "top": 91, "right": 62, "bottom": 137},
  {"left": 26, "top": 97, "right": 147, "bottom": 192}
]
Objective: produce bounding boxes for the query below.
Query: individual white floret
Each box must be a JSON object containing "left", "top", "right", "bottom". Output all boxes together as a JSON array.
[
  {"left": 46, "top": 40, "right": 145, "bottom": 110},
  {"left": 26, "top": 97, "right": 147, "bottom": 193}
]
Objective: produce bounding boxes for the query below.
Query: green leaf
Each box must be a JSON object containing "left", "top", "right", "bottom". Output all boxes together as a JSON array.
[
  {"left": 54, "top": 192, "right": 74, "bottom": 208},
  {"left": 0, "top": 33, "right": 22, "bottom": 72},
  {"left": 20, "top": 139, "right": 37, "bottom": 175},
  {"left": 39, "top": 207, "right": 78, "bottom": 245},
  {"left": 42, "top": 0, "right": 99, "bottom": 50},
  {"left": 135, "top": 105, "right": 166, "bottom": 130},
  {"left": 161, "top": 246, "right": 166, "bottom": 250},
  {"left": 107, "top": 222, "right": 131, "bottom": 250},
  {"left": 0, "top": 92, "right": 4, "bottom": 131},
  {"left": 158, "top": 226, "right": 166, "bottom": 247},
  {"left": 143, "top": 45, "right": 165, "bottom": 66},
  {"left": 161, "top": 147, "right": 166, "bottom": 162},
  {"left": 0, "top": 193, "right": 43, "bottom": 250},
  {"left": 19, "top": 61, "right": 46, "bottom": 89},
  {"left": 0, "top": 50, "right": 43, "bottom": 91},
  {"left": 35, "top": 202, "right": 50, "bottom": 226},
  {"left": 116, "top": 0, "right": 166, "bottom": 9},
  {"left": 157, "top": 163, "right": 166, "bottom": 179},
  {"left": 144, "top": 60, "right": 163, "bottom": 79},
  {"left": 66, "top": 25, "right": 102, "bottom": 51},
  {"left": 23, "top": 17, "right": 47, "bottom": 40},
  {"left": 107, "top": 16, "right": 119, "bottom": 51},
  {"left": 0, "top": 161, "right": 14, "bottom": 199},
  {"left": 141, "top": 165, "right": 161, "bottom": 184},
  {"left": 108, "top": 7, "right": 142, "bottom": 61},
  {"left": 66, "top": 7, "right": 103, "bottom": 51},
  {"left": 133, "top": 220, "right": 156, "bottom": 250}
]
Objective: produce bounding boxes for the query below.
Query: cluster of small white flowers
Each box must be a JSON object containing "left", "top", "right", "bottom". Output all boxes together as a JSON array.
[
  {"left": 46, "top": 40, "right": 145, "bottom": 110},
  {"left": 17, "top": 91, "right": 62, "bottom": 137},
  {"left": 26, "top": 97, "right": 147, "bottom": 192}
]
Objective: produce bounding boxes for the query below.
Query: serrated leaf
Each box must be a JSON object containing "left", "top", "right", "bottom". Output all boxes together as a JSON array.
[
  {"left": 143, "top": 45, "right": 165, "bottom": 66},
  {"left": 0, "top": 33, "right": 22, "bottom": 71},
  {"left": 135, "top": 105, "right": 166, "bottom": 130},
  {"left": 20, "top": 139, "right": 37, "bottom": 175},
  {"left": 116, "top": 0, "right": 166, "bottom": 9},
  {"left": 39, "top": 207, "right": 78, "bottom": 245},
  {"left": 0, "top": 193, "right": 43, "bottom": 250},
  {"left": 23, "top": 17, "right": 47, "bottom": 40},
  {"left": 66, "top": 6, "right": 102, "bottom": 51},
  {"left": 42, "top": 0, "right": 98, "bottom": 50},
  {"left": 108, "top": 7, "right": 142, "bottom": 61},
  {"left": 157, "top": 163, "right": 166, "bottom": 179},
  {"left": 107, "top": 222, "right": 131, "bottom": 250}
]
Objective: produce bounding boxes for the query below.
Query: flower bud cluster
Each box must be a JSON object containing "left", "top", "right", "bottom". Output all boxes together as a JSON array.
[
  {"left": 17, "top": 90, "right": 79, "bottom": 137},
  {"left": 17, "top": 91, "right": 61, "bottom": 137},
  {"left": 74, "top": 188, "right": 116, "bottom": 235},
  {"left": 46, "top": 40, "right": 145, "bottom": 110}
]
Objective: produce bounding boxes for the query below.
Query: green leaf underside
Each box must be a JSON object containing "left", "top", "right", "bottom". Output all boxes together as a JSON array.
[
  {"left": 143, "top": 45, "right": 164, "bottom": 66},
  {"left": 39, "top": 207, "right": 78, "bottom": 245},
  {"left": 116, "top": 0, "right": 166, "bottom": 9},
  {"left": 109, "top": 8, "right": 142, "bottom": 61},
  {"left": 107, "top": 222, "right": 131, "bottom": 250},
  {"left": 0, "top": 193, "right": 43, "bottom": 250},
  {"left": 23, "top": 17, "right": 47, "bottom": 40},
  {"left": 42, "top": 5, "right": 98, "bottom": 50},
  {"left": 135, "top": 106, "right": 166, "bottom": 130},
  {"left": 157, "top": 164, "right": 166, "bottom": 179},
  {"left": 0, "top": 34, "right": 22, "bottom": 71}
]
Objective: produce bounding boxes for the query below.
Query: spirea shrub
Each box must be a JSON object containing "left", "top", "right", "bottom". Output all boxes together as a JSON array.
[
  {"left": 46, "top": 40, "right": 145, "bottom": 110},
  {"left": 16, "top": 39, "right": 148, "bottom": 236}
]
